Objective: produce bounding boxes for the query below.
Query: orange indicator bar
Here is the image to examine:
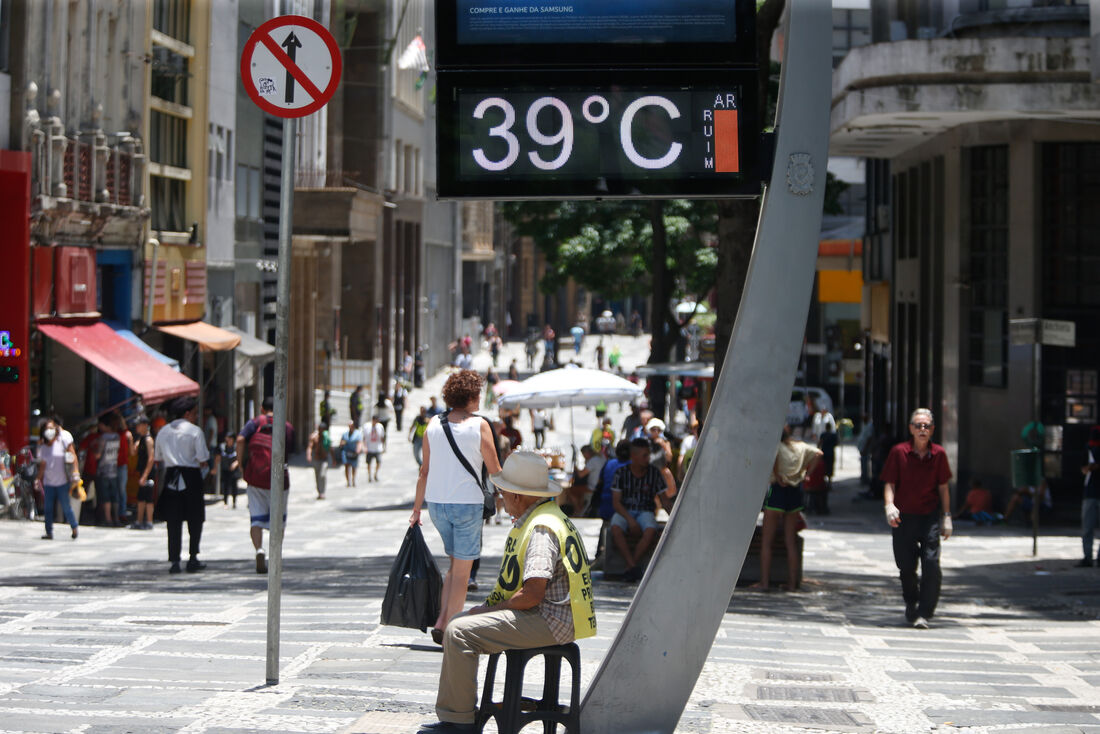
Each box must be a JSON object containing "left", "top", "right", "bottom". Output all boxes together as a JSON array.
[{"left": 714, "top": 109, "right": 739, "bottom": 173}]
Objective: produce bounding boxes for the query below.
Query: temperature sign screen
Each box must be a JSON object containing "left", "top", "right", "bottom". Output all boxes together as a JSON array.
[{"left": 438, "top": 72, "right": 761, "bottom": 199}]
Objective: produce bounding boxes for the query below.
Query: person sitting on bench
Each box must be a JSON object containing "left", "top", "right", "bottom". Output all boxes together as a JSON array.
[{"left": 610, "top": 437, "right": 677, "bottom": 583}]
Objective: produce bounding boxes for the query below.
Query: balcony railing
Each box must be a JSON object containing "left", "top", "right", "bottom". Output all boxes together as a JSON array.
[{"left": 29, "top": 118, "right": 146, "bottom": 208}]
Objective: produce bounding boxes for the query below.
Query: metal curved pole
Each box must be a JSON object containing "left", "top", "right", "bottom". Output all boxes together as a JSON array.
[{"left": 580, "top": 2, "right": 832, "bottom": 731}]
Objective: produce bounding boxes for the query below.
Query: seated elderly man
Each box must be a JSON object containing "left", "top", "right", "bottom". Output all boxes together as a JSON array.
[{"left": 419, "top": 451, "right": 597, "bottom": 734}]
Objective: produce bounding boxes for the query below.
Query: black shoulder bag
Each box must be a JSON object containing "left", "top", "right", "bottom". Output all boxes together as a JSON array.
[{"left": 439, "top": 410, "right": 498, "bottom": 519}]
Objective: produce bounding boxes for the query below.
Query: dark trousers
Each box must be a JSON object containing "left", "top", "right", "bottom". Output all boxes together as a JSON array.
[
  {"left": 221, "top": 473, "right": 238, "bottom": 503},
  {"left": 891, "top": 512, "right": 942, "bottom": 618},
  {"left": 157, "top": 467, "right": 205, "bottom": 563},
  {"left": 167, "top": 509, "right": 204, "bottom": 563}
]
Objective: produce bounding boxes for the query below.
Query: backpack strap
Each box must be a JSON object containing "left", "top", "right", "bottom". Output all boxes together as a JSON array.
[{"left": 248, "top": 414, "right": 272, "bottom": 442}]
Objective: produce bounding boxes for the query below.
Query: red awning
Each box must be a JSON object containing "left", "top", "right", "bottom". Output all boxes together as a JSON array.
[{"left": 38, "top": 322, "right": 199, "bottom": 404}]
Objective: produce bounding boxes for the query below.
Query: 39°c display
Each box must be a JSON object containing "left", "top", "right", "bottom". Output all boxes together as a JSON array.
[{"left": 437, "top": 73, "right": 762, "bottom": 199}]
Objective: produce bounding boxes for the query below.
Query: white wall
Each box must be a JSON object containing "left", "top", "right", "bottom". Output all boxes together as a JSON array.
[{"left": 205, "top": 0, "right": 239, "bottom": 270}]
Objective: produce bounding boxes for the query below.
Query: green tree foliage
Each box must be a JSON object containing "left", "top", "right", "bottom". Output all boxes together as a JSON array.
[{"left": 498, "top": 199, "right": 718, "bottom": 304}]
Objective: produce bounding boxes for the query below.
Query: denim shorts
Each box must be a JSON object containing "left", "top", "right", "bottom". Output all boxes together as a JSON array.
[
  {"left": 426, "top": 502, "right": 484, "bottom": 560},
  {"left": 96, "top": 474, "right": 121, "bottom": 506},
  {"left": 610, "top": 509, "right": 658, "bottom": 533}
]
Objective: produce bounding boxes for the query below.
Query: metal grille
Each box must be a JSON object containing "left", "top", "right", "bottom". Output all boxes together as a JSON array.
[
  {"left": 105, "top": 153, "right": 133, "bottom": 206},
  {"left": 63, "top": 144, "right": 76, "bottom": 198},
  {"left": 76, "top": 142, "right": 92, "bottom": 202}
]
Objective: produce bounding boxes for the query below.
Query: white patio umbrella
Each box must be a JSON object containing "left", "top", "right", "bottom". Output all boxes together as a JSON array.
[
  {"left": 675, "top": 300, "right": 709, "bottom": 316},
  {"left": 496, "top": 364, "right": 643, "bottom": 410},
  {"left": 497, "top": 365, "right": 644, "bottom": 463}
]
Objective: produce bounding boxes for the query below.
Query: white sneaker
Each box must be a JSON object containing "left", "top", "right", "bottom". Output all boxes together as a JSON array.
[
  {"left": 255, "top": 549, "right": 267, "bottom": 574},
  {"left": 912, "top": 616, "right": 929, "bottom": 629}
]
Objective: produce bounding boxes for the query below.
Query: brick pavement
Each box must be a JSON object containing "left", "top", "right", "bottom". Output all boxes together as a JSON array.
[{"left": 0, "top": 339, "right": 1098, "bottom": 733}]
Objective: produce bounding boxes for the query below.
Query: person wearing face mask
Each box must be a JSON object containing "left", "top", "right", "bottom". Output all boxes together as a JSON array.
[{"left": 37, "top": 417, "right": 80, "bottom": 540}]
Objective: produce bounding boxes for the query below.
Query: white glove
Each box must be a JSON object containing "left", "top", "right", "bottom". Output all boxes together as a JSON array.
[
  {"left": 941, "top": 515, "right": 953, "bottom": 540},
  {"left": 884, "top": 503, "right": 900, "bottom": 526}
]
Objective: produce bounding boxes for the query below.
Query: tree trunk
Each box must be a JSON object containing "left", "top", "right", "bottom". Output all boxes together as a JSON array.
[
  {"left": 648, "top": 200, "right": 672, "bottom": 420},
  {"left": 714, "top": 199, "right": 758, "bottom": 378},
  {"left": 714, "top": 0, "right": 786, "bottom": 380}
]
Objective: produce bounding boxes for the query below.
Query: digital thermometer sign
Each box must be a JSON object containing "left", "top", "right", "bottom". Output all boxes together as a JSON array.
[{"left": 438, "top": 71, "right": 761, "bottom": 199}]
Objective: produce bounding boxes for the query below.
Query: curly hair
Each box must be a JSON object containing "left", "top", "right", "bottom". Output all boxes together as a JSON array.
[{"left": 442, "top": 369, "right": 484, "bottom": 410}]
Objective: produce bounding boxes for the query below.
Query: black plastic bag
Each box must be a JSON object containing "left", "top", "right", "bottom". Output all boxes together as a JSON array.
[{"left": 381, "top": 525, "right": 443, "bottom": 632}]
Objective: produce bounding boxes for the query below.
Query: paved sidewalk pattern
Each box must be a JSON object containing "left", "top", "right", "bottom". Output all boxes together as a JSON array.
[{"left": 1, "top": 338, "right": 1098, "bottom": 733}]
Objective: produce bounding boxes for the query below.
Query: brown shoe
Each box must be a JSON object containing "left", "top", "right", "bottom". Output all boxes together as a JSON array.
[{"left": 256, "top": 550, "right": 267, "bottom": 574}]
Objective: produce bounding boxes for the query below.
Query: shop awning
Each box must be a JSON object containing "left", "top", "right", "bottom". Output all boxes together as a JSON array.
[
  {"left": 157, "top": 321, "right": 241, "bottom": 352},
  {"left": 224, "top": 326, "right": 275, "bottom": 363},
  {"left": 112, "top": 327, "right": 180, "bottom": 371},
  {"left": 38, "top": 322, "right": 199, "bottom": 403}
]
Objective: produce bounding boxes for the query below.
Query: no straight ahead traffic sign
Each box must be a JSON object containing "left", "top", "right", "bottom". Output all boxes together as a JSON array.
[{"left": 241, "top": 15, "right": 342, "bottom": 118}]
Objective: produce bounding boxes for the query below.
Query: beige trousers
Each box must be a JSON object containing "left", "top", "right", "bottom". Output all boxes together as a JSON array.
[{"left": 436, "top": 608, "right": 558, "bottom": 724}]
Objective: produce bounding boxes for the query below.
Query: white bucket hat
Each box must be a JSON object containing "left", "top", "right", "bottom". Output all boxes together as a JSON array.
[
  {"left": 646, "top": 417, "right": 666, "bottom": 432},
  {"left": 489, "top": 451, "right": 562, "bottom": 497}
]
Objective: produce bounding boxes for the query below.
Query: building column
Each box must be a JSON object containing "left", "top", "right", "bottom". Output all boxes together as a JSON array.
[
  {"left": 403, "top": 223, "right": 417, "bottom": 367},
  {"left": 398, "top": 220, "right": 411, "bottom": 378},
  {"left": 381, "top": 210, "right": 395, "bottom": 391},
  {"left": 940, "top": 146, "right": 963, "bottom": 474},
  {"left": 413, "top": 226, "right": 423, "bottom": 357}
]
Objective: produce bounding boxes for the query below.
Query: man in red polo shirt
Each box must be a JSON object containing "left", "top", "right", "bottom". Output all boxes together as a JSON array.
[{"left": 882, "top": 408, "right": 953, "bottom": 629}]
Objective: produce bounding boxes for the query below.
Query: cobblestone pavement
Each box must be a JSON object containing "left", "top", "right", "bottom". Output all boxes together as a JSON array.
[{"left": 1, "top": 338, "right": 1098, "bottom": 733}]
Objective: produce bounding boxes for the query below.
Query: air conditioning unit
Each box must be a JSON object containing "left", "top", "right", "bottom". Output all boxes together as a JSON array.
[{"left": 32, "top": 246, "right": 99, "bottom": 319}]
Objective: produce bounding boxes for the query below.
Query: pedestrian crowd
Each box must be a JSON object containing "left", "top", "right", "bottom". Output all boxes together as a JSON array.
[
  {"left": 22, "top": 329, "right": 1100, "bottom": 734},
  {"left": 26, "top": 331, "right": 1100, "bottom": 646}
]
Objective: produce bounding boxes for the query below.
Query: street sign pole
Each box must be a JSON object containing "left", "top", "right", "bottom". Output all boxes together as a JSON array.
[
  {"left": 262, "top": 1, "right": 300, "bottom": 685},
  {"left": 266, "top": 115, "right": 296, "bottom": 686},
  {"left": 241, "top": 10, "right": 340, "bottom": 686}
]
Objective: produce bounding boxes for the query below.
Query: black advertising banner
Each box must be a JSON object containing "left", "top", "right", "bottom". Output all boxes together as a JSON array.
[
  {"left": 436, "top": 0, "right": 757, "bottom": 68},
  {"left": 455, "top": 0, "right": 737, "bottom": 46}
]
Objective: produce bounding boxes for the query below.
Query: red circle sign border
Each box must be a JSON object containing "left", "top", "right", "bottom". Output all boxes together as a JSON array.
[{"left": 240, "top": 15, "right": 342, "bottom": 119}]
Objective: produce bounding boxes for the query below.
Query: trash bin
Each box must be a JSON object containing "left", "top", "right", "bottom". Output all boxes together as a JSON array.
[{"left": 1010, "top": 448, "right": 1042, "bottom": 487}]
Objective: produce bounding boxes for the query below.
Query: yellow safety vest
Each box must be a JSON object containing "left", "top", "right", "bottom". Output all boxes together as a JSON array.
[{"left": 486, "top": 501, "right": 597, "bottom": 640}]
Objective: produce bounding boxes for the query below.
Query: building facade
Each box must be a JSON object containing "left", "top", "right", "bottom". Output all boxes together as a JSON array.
[
  {"left": 7, "top": 0, "right": 167, "bottom": 426},
  {"left": 833, "top": 0, "right": 1099, "bottom": 505}
]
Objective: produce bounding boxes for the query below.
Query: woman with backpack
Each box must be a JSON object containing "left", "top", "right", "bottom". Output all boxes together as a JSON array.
[{"left": 409, "top": 369, "right": 503, "bottom": 645}]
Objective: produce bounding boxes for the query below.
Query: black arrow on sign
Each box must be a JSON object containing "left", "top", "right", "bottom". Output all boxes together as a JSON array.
[{"left": 281, "top": 31, "right": 302, "bottom": 104}]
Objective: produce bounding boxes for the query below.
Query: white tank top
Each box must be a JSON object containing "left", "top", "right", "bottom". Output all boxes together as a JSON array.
[{"left": 425, "top": 414, "right": 485, "bottom": 504}]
